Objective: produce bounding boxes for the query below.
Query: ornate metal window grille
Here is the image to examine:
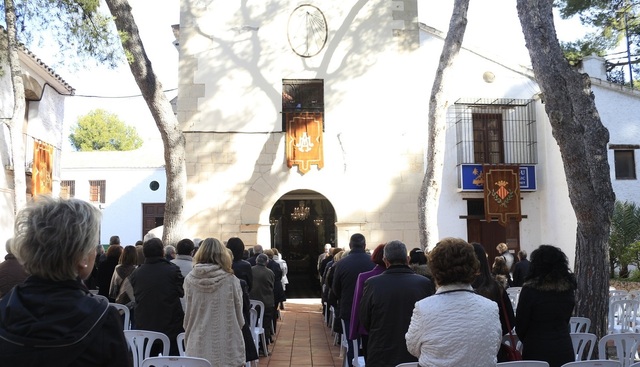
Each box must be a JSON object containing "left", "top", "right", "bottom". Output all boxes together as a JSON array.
[
  {"left": 89, "top": 180, "right": 106, "bottom": 203},
  {"left": 60, "top": 180, "right": 75, "bottom": 199},
  {"left": 453, "top": 98, "right": 538, "bottom": 165},
  {"left": 282, "top": 79, "right": 324, "bottom": 130}
]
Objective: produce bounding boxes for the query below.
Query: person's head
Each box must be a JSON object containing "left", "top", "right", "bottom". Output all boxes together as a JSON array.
[
  {"left": 226, "top": 237, "right": 246, "bottom": 261},
  {"left": 96, "top": 244, "right": 105, "bottom": 256},
  {"left": 106, "top": 244, "right": 123, "bottom": 260},
  {"left": 109, "top": 235, "right": 121, "bottom": 246},
  {"left": 135, "top": 244, "right": 145, "bottom": 265},
  {"left": 428, "top": 237, "right": 479, "bottom": 287},
  {"left": 272, "top": 248, "right": 280, "bottom": 256},
  {"left": 176, "top": 238, "right": 195, "bottom": 256},
  {"left": 253, "top": 244, "right": 263, "bottom": 254},
  {"left": 492, "top": 256, "right": 509, "bottom": 275},
  {"left": 496, "top": 242, "right": 508, "bottom": 254},
  {"left": 370, "top": 244, "right": 386, "bottom": 267},
  {"left": 383, "top": 240, "right": 408, "bottom": 266},
  {"left": 13, "top": 196, "right": 101, "bottom": 281},
  {"left": 471, "top": 242, "right": 494, "bottom": 290},
  {"left": 409, "top": 248, "right": 427, "bottom": 265},
  {"left": 143, "top": 238, "right": 164, "bottom": 258},
  {"left": 349, "top": 233, "right": 366, "bottom": 250},
  {"left": 193, "top": 237, "right": 232, "bottom": 273},
  {"left": 330, "top": 247, "right": 343, "bottom": 256},
  {"left": 333, "top": 250, "right": 345, "bottom": 262},
  {"left": 119, "top": 246, "right": 138, "bottom": 266},
  {"left": 518, "top": 249, "right": 528, "bottom": 261},
  {"left": 164, "top": 245, "right": 176, "bottom": 259},
  {"left": 526, "top": 245, "right": 575, "bottom": 285},
  {"left": 134, "top": 240, "right": 143, "bottom": 247},
  {"left": 256, "top": 253, "right": 269, "bottom": 266},
  {"left": 324, "top": 243, "right": 332, "bottom": 254},
  {"left": 264, "top": 249, "right": 274, "bottom": 259}
]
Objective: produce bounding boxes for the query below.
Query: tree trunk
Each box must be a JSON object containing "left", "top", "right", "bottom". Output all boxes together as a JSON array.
[
  {"left": 104, "top": 0, "right": 187, "bottom": 246},
  {"left": 419, "top": 0, "right": 470, "bottom": 250},
  {"left": 517, "top": 0, "right": 615, "bottom": 342},
  {"left": 4, "top": 0, "right": 28, "bottom": 214}
]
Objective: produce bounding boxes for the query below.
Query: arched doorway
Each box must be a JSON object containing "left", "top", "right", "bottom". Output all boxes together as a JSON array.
[{"left": 269, "top": 189, "right": 336, "bottom": 298}]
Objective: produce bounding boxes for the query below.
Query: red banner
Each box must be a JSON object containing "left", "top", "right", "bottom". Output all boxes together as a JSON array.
[
  {"left": 32, "top": 140, "right": 53, "bottom": 196},
  {"left": 285, "top": 112, "right": 324, "bottom": 174},
  {"left": 483, "top": 165, "right": 521, "bottom": 226}
]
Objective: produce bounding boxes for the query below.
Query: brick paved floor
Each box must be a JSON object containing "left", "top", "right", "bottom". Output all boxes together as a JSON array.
[{"left": 258, "top": 299, "right": 343, "bottom": 367}]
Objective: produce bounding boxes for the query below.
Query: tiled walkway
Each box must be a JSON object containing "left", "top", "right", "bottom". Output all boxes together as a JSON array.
[{"left": 258, "top": 299, "right": 343, "bottom": 367}]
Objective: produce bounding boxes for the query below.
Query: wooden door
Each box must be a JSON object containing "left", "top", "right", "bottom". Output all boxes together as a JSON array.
[{"left": 142, "top": 203, "right": 165, "bottom": 240}]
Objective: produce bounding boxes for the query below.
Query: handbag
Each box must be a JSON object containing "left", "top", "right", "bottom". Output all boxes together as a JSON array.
[{"left": 499, "top": 293, "right": 522, "bottom": 361}]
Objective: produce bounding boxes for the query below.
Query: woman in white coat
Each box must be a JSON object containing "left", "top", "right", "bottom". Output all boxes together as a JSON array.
[{"left": 183, "top": 238, "right": 245, "bottom": 367}]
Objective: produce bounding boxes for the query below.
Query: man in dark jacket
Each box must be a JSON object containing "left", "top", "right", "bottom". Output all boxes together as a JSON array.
[
  {"left": 512, "top": 249, "right": 531, "bottom": 287},
  {"left": 331, "top": 233, "right": 375, "bottom": 367},
  {"left": 359, "top": 240, "right": 435, "bottom": 367},
  {"left": 0, "top": 239, "right": 28, "bottom": 298},
  {"left": 129, "top": 238, "right": 184, "bottom": 356}
]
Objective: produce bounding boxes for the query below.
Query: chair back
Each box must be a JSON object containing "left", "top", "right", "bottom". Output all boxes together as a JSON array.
[
  {"left": 249, "top": 300, "right": 268, "bottom": 356},
  {"left": 562, "top": 361, "right": 622, "bottom": 367},
  {"left": 140, "top": 356, "right": 212, "bottom": 367},
  {"left": 177, "top": 332, "right": 186, "bottom": 356},
  {"left": 609, "top": 300, "right": 640, "bottom": 333},
  {"left": 570, "top": 333, "right": 597, "bottom": 361},
  {"left": 248, "top": 308, "right": 260, "bottom": 355},
  {"left": 629, "top": 290, "right": 640, "bottom": 300},
  {"left": 496, "top": 362, "right": 550, "bottom": 366},
  {"left": 502, "top": 333, "right": 524, "bottom": 353},
  {"left": 570, "top": 317, "right": 592, "bottom": 333},
  {"left": 507, "top": 287, "right": 523, "bottom": 311},
  {"left": 124, "top": 330, "right": 171, "bottom": 367},
  {"left": 109, "top": 303, "right": 131, "bottom": 330},
  {"left": 249, "top": 300, "right": 265, "bottom": 331},
  {"left": 597, "top": 333, "right": 640, "bottom": 367},
  {"left": 611, "top": 290, "right": 629, "bottom": 298},
  {"left": 395, "top": 363, "right": 419, "bottom": 367}
]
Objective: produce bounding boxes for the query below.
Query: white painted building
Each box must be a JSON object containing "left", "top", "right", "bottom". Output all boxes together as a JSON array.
[
  {"left": 60, "top": 139, "right": 167, "bottom": 245},
  {"left": 0, "top": 32, "right": 74, "bottom": 258},
  {"left": 167, "top": 1, "right": 640, "bottom": 271}
]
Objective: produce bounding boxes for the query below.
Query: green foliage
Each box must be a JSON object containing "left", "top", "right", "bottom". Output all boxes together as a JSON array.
[
  {"left": 609, "top": 200, "right": 640, "bottom": 277},
  {"left": 69, "top": 109, "right": 143, "bottom": 151},
  {"left": 0, "top": 0, "right": 125, "bottom": 70}
]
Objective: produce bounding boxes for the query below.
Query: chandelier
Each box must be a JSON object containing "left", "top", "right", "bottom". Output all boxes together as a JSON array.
[{"left": 291, "top": 200, "right": 310, "bottom": 221}]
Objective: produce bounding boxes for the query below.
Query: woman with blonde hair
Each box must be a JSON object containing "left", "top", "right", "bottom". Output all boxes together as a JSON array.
[{"left": 183, "top": 237, "right": 245, "bottom": 367}]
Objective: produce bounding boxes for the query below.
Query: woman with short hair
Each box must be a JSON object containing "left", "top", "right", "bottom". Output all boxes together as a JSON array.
[
  {"left": 406, "top": 237, "right": 501, "bottom": 366},
  {"left": 183, "top": 237, "right": 245, "bottom": 367},
  {"left": 0, "top": 196, "right": 129, "bottom": 366}
]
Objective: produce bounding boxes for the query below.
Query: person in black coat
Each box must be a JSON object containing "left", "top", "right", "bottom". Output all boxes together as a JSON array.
[
  {"left": 332, "top": 233, "right": 375, "bottom": 367},
  {"left": 0, "top": 197, "right": 129, "bottom": 367},
  {"left": 516, "top": 245, "right": 576, "bottom": 367},
  {"left": 512, "top": 250, "right": 531, "bottom": 287},
  {"left": 227, "top": 237, "right": 253, "bottom": 292},
  {"left": 129, "top": 238, "right": 185, "bottom": 356},
  {"left": 359, "top": 240, "right": 434, "bottom": 367},
  {"left": 97, "top": 245, "right": 122, "bottom": 302}
]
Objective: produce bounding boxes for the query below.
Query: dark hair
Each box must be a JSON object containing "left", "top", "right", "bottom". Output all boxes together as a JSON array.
[
  {"left": 135, "top": 240, "right": 143, "bottom": 247},
  {"left": 471, "top": 243, "right": 502, "bottom": 301},
  {"left": 526, "top": 245, "right": 576, "bottom": 288},
  {"left": 106, "top": 244, "right": 123, "bottom": 259},
  {"left": 429, "top": 237, "right": 479, "bottom": 286},
  {"left": 109, "top": 235, "right": 120, "bottom": 245},
  {"left": 349, "top": 233, "right": 366, "bottom": 249},
  {"left": 492, "top": 256, "right": 510, "bottom": 276},
  {"left": 409, "top": 248, "right": 427, "bottom": 265},
  {"left": 176, "top": 238, "right": 195, "bottom": 256},
  {"left": 119, "top": 246, "right": 138, "bottom": 266},
  {"left": 143, "top": 238, "right": 164, "bottom": 258},
  {"left": 370, "top": 244, "right": 386, "bottom": 266},
  {"left": 226, "top": 237, "right": 246, "bottom": 261}
]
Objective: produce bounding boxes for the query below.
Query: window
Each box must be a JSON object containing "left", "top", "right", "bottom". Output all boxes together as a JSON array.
[
  {"left": 60, "top": 180, "right": 75, "bottom": 199},
  {"left": 282, "top": 79, "right": 324, "bottom": 130},
  {"left": 89, "top": 180, "right": 106, "bottom": 203},
  {"left": 454, "top": 98, "right": 537, "bottom": 165},
  {"left": 614, "top": 150, "right": 637, "bottom": 179}
]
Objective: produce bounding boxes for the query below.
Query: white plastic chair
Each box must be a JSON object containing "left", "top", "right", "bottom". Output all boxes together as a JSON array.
[
  {"left": 124, "top": 330, "right": 171, "bottom": 367},
  {"left": 176, "top": 332, "right": 185, "bottom": 356},
  {"left": 249, "top": 299, "right": 268, "bottom": 357},
  {"left": 629, "top": 362, "right": 640, "bottom": 367},
  {"left": 109, "top": 303, "right": 131, "bottom": 330},
  {"left": 395, "top": 363, "right": 419, "bottom": 367},
  {"left": 497, "top": 362, "right": 550, "bottom": 366},
  {"left": 609, "top": 300, "right": 640, "bottom": 334},
  {"left": 598, "top": 333, "right": 640, "bottom": 367},
  {"left": 611, "top": 290, "right": 629, "bottom": 298},
  {"left": 570, "top": 333, "right": 597, "bottom": 361},
  {"left": 562, "top": 361, "right": 622, "bottom": 367},
  {"left": 502, "top": 333, "right": 524, "bottom": 353},
  {"left": 140, "top": 356, "right": 212, "bottom": 367},
  {"left": 570, "top": 317, "right": 592, "bottom": 333},
  {"left": 507, "top": 287, "right": 522, "bottom": 311},
  {"left": 339, "top": 319, "right": 365, "bottom": 367}
]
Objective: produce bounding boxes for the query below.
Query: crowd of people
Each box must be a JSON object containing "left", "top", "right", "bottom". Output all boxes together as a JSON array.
[{"left": 0, "top": 196, "right": 577, "bottom": 367}]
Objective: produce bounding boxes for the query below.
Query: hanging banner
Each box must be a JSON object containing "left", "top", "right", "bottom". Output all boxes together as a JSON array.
[
  {"left": 285, "top": 112, "right": 324, "bottom": 174},
  {"left": 483, "top": 165, "right": 522, "bottom": 226},
  {"left": 32, "top": 140, "right": 53, "bottom": 196}
]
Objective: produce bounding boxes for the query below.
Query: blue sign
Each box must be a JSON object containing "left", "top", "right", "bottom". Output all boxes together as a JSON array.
[{"left": 460, "top": 164, "right": 536, "bottom": 191}]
